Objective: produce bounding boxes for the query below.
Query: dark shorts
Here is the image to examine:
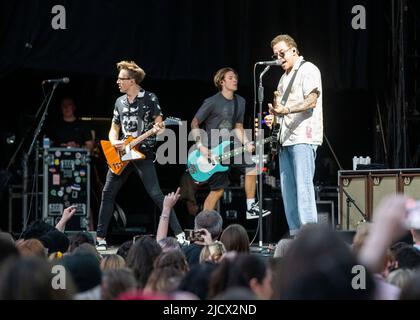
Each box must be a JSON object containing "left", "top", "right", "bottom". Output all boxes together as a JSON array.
[{"left": 207, "top": 147, "right": 256, "bottom": 191}]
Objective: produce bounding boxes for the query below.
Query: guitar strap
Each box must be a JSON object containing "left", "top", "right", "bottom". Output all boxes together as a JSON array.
[
  {"left": 274, "top": 60, "right": 306, "bottom": 152},
  {"left": 230, "top": 94, "right": 238, "bottom": 148},
  {"left": 135, "top": 93, "right": 156, "bottom": 151},
  {"left": 232, "top": 94, "right": 238, "bottom": 126},
  {"left": 280, "top": 60, "right": 306, "bottom": 106}
]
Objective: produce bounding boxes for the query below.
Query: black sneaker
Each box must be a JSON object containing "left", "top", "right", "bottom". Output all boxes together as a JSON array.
[
  {"left": 96, "top": 239, "right": 108, "bottom": 251},
  {"left": 246, "top": 202, "right": 271, "bottom": 220}
]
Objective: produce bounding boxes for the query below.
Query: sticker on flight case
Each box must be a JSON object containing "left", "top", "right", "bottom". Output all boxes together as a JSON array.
[
  {"left": 72, "top": 191, "right": 78, "bottom": 199},
  {"left": 75, "top": 152, "right": 81, "bottom": 159},
  {"left": 75, "top": 177, "right": 81, "bottom": 183},
  {"left": 52, "top": 174, "right": 60, "bottom": 185},
  {"left": 55, "top": 151, "right": 61, "bottom": 157},
  {"left": 75, "top": 159, "right": 81, "bottom": 165},
  {"left": 50, "top": 190, "right": 57, "bottom": 196},
  {"left": 66, "top": 186, "right": 72, "bottom": 194},
  {"left": 54, "top": 159, "right": 60, "bottom": 166},
  {"left": 57, "top": 190, "right": 64, "bottom": 197},
  {"left": 71, "top": 184, "right": 81, "bottom": 191},
  {"left": 79, "top": 170, "right": 86, "bottom": 177}
]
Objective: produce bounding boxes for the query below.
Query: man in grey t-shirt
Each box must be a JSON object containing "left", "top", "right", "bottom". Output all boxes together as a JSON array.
[{"left": 191, "top": 67, "right": 270, "bottom": 220}]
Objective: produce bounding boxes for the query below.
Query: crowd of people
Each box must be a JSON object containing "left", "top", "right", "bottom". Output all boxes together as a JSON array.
[
  {"left": 1, "top": 193, "right": 420, "bottom": 300},
  {"left": 2, "top": 33, "right": 419, "bottom": 301}
]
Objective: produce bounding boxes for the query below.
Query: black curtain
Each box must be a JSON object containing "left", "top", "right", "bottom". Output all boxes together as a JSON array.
[{"left": 0, "top": 0, "right": 388, "bottom": 89}]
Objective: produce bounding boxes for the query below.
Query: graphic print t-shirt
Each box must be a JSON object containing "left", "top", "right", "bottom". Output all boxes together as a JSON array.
[{"left": 112, "top": 89, "right": 163, "bottom": 151}]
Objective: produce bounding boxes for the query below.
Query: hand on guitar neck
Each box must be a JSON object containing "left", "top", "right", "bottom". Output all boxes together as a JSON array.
[{"left": 111, "top": 122, "right": 164, "bottom": 151}]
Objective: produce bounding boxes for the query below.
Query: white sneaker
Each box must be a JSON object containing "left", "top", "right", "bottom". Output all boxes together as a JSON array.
[
  {"left": 176, "top": 232, "right": 190, "bottom": 246},
  {"left": 246, "top": 202, "right": 271, "bottom": 220},
  {"left": 96, "top": 239, "right": 108, "bottom": 251}
]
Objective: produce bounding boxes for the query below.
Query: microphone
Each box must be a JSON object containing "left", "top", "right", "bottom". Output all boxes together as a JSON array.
[
  {"left": 42, "top": 77, "right": 70, "bottom": 84},
  {"left": 256, "top": 60, "right": 281, "bottom": 66}
]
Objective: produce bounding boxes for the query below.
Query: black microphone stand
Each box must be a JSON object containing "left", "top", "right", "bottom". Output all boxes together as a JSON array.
[
  {"left": 342, "top": 188, "right": 368, "bottom": 230},
  {"left": 256, "top": 65, "right": 270, "bottom": 250},
  {"left": 21, "top": 82, "right": 59, "bottom": 232},
  {"left": 322, "top": 133, "right": 368, "bottom": 229}
]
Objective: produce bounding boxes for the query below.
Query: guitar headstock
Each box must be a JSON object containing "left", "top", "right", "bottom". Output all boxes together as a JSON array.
[{"left": 164, "top": 116, "right": 182, "bottom": 126}]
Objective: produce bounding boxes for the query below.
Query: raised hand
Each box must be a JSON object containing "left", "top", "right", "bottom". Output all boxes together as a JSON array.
[{"left": 163, "top": 187, "right": 181, "bottom": 211}]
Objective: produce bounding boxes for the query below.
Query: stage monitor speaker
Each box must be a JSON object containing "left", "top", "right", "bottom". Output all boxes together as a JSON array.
[{"left": 339, "top": 175, "right": 368, "bottom": 231}]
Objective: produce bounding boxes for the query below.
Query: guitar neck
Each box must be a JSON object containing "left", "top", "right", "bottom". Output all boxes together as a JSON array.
[
  {"left": 218, "top": 137, "right": 272, "bottom": 162},
  {"left": 128, "top": 128, "right": 156, "bottom": 148}
]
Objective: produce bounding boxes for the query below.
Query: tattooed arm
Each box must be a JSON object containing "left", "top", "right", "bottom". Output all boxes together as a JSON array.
[{"left": 268, "top": 89, "right": 319, "bottom": 116}]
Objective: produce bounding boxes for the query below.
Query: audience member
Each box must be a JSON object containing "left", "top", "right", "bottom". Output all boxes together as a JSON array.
[
  {"left": 126, "top": 236, "right": 162, "bottom": 288},
  {"left": 219, "top": 224, "right": 249, "bottom": 253},
  {"left": 100, "top": 254, "right": 126, "bottom": 271},
  {"left": 16, "top": 239, "right": 46, "bottom": 258},
  {"left": 0, "top": 257, "right": 75, "bottom": 299},
  {"left": 101, "top": 268, "right": 137, "bottom": 300},
  {"left": 182, "top": 210, "right": 223, "bottom": 266}
]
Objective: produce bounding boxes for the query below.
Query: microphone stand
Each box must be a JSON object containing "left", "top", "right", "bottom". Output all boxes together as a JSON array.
[
  {"left": 22, "top": 83, "right": 59, "bottom": 232},
  {"left": 256, "top": 65, "right": 270, "bottom": 250},
  {"left": 342, "top": 188, "right": 368, "bottom": 230}
]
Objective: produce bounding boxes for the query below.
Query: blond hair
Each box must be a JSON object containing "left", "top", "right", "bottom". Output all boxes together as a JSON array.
[
  {"left": 199, "top": 241, "right": 226, "bottom": 263},
  {"left": 271, "top": 34, "right": 299, "bottom": 55},
  {"left": 116, "top": 60, "right": 146, "bottom": 85},
  {"left": 213, "top": 67, "right": 238, "bottom": 91},
  {"left": 100, "top": 254, "right": 126, "bottom": 271}
]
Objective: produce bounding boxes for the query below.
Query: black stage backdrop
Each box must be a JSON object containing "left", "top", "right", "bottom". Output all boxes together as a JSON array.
[
  {"left": 0, "top": 0, "right": 418, "bottom": 232},
  {"left": 0, "top": 0, "right": 386, "bottom": 88}
]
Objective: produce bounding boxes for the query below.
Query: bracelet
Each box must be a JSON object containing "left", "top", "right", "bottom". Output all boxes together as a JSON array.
[{"left": 160, "top": 215, "right": 169, "bottom": 220}]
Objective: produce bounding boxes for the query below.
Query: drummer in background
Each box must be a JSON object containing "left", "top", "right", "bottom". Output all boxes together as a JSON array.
[{"left": 47, "top": 97, "right": 94, "bottom": 151}]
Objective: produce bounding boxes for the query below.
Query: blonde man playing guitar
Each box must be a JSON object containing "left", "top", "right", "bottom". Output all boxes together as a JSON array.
[{"left": 95, "top": 60, "right": 186, "bottom": 250}]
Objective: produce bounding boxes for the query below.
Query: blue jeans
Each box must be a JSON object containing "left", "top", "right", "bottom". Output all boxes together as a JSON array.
[
  {"left": 279, "top": 144, "right": 318, "bottom": 236},
  {"left": 97, "top": 159, "right": 183, "bottom": 238}
]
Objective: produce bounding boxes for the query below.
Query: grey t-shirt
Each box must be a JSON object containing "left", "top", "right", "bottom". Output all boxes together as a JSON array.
[{"left": 194, "top": 92, "right": 245, "bottom": 147}]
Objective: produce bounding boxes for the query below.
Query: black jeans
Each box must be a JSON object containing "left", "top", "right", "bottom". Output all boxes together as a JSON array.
[{"left": 96, "top": 159, "right": 183, "bottom": 238}]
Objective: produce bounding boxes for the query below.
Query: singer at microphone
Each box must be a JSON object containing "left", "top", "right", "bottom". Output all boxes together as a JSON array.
[
  {"left": 256, "top": 60, "right": 280, "bottom": 66},
  {"left": 42, "top": 77, "right": 70, "bottom": 84}
]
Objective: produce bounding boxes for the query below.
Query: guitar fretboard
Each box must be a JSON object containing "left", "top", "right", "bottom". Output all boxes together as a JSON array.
[
  {"left": 128, "top": 128, "right": 156, "bottom": 148},
  {"left": 218, "top": 137, "right": 273, "bottom": 162}
]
